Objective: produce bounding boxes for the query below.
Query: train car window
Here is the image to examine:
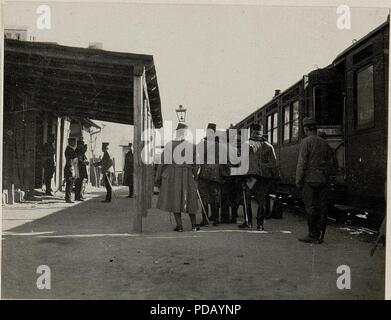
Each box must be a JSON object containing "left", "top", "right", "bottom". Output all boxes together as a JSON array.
[
  {"left": 273, "top": 112, "right": 278, "bottom": 145},
  {"left": 282, "top": 100, "right": 299, "bottom": 144},
  {"left": 355, "top": 64, "right": 375, "bottom": 130},
  {"left": 267, "top": 115, "right": 272, "bottom": 144},
  {"left": 267, "top": 112, "right": 278, "bottom": 145},
  {"left": 283, "top": 106, "right": 290, "bottom": 143},
  {"left": 292, "top": 101, "right": 299, "bottom": 141}
]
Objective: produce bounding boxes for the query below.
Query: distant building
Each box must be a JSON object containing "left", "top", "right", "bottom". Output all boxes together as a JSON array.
[
  {"left": 4, "top": 26, "right": 28, "bottom": 41},
  {"left": 88, "top": 42, "right": 103, "bottom": 49}
]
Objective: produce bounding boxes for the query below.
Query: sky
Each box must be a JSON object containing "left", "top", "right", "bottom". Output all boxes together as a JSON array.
[{"left": 3, "top": 1, "right": 389, "bottom": 158}]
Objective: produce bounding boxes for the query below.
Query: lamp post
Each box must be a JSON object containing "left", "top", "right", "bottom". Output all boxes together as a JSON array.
[{"left": 175, "top": 105, "right": 187, "bottom": 123}]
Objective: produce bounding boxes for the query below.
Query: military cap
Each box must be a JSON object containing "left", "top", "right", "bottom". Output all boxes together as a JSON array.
[
  {"left": 302, "top": 117, "right": 317, "bottom": 127},
  {"left": 176, "top": 123, "right": 188, "bottom": 130},
  {"left": 206, "top": 123, "right": 216, "bottom": 131},
  {"left": 102, "top": 142, "right": 109, "bottom": 146}
]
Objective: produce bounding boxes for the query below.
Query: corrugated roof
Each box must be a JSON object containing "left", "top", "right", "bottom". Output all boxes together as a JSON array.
[{"left": 4, "top": 39, "right": 163, "bottom": 128}]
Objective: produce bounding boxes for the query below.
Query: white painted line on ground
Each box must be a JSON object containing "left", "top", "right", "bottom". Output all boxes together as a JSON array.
[
  {"left": 35, "top": 233, "right": 203, "bottom": 239},
  {"left": 3, "top": 231, "right": 55, "bottom": 236},
  {"left": 198, "top": 229, "right": 292, "bottom": 234},
  {"left": 5, "top": 230, "right": 292, "bottom": 239}
]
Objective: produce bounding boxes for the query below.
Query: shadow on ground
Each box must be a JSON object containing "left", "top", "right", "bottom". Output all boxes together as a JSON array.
[{"left": 1, "top": 187, "right": 385, "bottom": 299}]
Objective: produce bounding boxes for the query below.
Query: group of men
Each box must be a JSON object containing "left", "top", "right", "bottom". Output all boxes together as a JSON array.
[
  {"left": 42, "top": 137, "right": 134, "bottom": 204},
  {"left": 196, "top": 117, "right": 335, "bottom": 244},
  {"left": 197, "top": 122, "right": 279, "bottom": 232},
  {"left": 42, "top": 116, "right": 334, "bottom": 244}
]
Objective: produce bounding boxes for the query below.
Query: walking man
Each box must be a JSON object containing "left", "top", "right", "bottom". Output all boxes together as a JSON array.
[
  {"left": 296, "top": 117, "right": 335, "bottom": 244},
  {"left": 64, "top": 137, "right": 77, "bottom": 203},
  {"left": 123, "top": 143, "right": 134, "bottom": 198},
  {"left": 93, "top": 142, "right": 114, "bottom": 203},
  {"left": 42, "top": 134, "right": 56, "bottom": 196}
]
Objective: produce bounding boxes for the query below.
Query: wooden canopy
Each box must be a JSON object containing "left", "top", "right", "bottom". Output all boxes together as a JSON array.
[
  {"left": 4, "top": 39, "right": 162, "bottom": 232},
  {"left": 4, "top": 39, "right": 163, "bottom": 128}
]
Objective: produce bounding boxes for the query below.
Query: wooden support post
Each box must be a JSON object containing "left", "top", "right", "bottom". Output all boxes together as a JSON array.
[
  {"left": 55, "top": 117, "right": 62, "bottom": 190},
  {"left": 141, "top": 99, "right": 148, "bottom": 217},
  {"left": 132, "top": 66, "right": 144, "bottom": 232}
]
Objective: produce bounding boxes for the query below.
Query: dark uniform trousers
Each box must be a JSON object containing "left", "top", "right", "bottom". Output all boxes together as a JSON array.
[
  {"left": 65, "top": 177, "right": 74, "bottom": 201},
  {"left": 198, "top": 178, "right": 221, "bottom": 221},
  {"left": 302, "top": 182, "right": 328, "bottom": 238},
  {"left": 44, "top": 166, "right": 54, "bottom": 194},
  {"left": 74, "top": 178, "right": 83, "bottom": 200},
  {"left": 248, "top": 177, "right": 273, "bottom": 226},
  {"left": 103, "top": 172, "right": 113, "bottom": 202},
  {"left": 221, "top": 177, "right": 241, "bottom": 222}
]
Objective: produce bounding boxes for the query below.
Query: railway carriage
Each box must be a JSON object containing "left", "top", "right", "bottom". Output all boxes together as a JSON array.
[{"left": 234, "top": 20, "right": 389, "bottom": 221}]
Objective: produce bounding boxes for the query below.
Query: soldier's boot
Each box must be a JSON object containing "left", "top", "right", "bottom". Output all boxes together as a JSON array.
[
  {"left": 298, "top": 235, "right": 318, "bottom": 243},
  {"left": 256, "top": 219, "right": 265, "bottom": 231}
]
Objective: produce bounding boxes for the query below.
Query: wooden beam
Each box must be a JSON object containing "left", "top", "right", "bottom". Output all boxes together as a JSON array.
[
  {"left": 5, "top": 53, "right": 134, "bottom": 77},
  {"left": 21, "top": 83, "right": 133, "bottom": 103},
  {"left": 33, "top": 91, "right": 132, "bottom": 110},
  {"left": 132, "top": 66, "right": 144, "bottom": 232},
  {"left": 5, "top": 40, "right": 154, "bottom": 69},
  {"left": 7, "top": 72, "right": 133, "bottom": 90},
  {"left": 6, "top": 60, "right": 134, "bottom": 82}
]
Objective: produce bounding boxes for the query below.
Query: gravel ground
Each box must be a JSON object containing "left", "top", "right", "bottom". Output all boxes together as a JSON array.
[{"left": 1, "top": 187, "right": 385, "bottom": 299}]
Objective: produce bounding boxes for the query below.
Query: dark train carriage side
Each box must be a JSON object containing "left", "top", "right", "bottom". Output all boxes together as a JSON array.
[
  {"left": 235, "top": 68, "right": 345, "bottom": 196},
  {"left": 233, "top": 20, "right": 388, "bottom": 219},
  {"left": 332, "top": 21, "right": 389, "bottom": 212}
]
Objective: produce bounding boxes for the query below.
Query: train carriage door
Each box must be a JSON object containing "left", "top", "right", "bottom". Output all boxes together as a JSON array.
[{"left": 312, "top": 72, "right": 345, "bottom": 187}]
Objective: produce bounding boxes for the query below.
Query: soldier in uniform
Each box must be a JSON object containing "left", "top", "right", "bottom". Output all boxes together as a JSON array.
[
  {"left": 239, "top": 124, "right": 278, "bottom": 230},
  {"left": 93, "top": 142, "right": 114, "bottom": 203},
  {"left": 220, "top": 131, "right": 241, "bottom": 224},
  {"left": 155, "top": 123, "right": 200, "bottom": 232},
  {"left": 64, "top": 137, "right": 77, "bottom": 203},
  {"left": 296, "top": 118, "right": 335, "bottom": 244},
  {"left": 74, "top": 140, "right": 89, "bottom": 201},
  {"left": 197, "top": 123, "right": 223, "bottom": 226},
  {"left": 123, "top": 143, "right": 134, "bottom": 198},
  {"left": 42, "top": 134, "right": 56, "bottom": 196}
]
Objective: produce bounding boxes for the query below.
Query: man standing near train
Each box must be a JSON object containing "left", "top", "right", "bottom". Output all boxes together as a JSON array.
[
  {"left": 296, "top": 117, "right": 335, "bottom": 244},
  {"left": 239, "top": 124, "right": 278, "bottom": 231}
]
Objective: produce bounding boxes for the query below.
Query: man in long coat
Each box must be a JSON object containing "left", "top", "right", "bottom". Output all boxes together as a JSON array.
[
  {"left": 123, "top": 143, "right": 134, "bottom": 198},
  {"left": 64, "top": 137, "right": 77, "bottom": 203},
  {"left": 296, "top": 118, "right": 335, "bottom": 244},
  {"left": 155, "top": 123, "right": 199, "bottom": 232},
  {"left": 42, "top": 134, "right": 56, "bottom": 196}
]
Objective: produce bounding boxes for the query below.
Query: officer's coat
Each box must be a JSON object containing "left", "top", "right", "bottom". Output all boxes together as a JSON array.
[
  {"left": 296, "top": 135, "right": 334, "bottom": 185},
  {"left": 246, "top": 139, "right": 278, "bottom": 179},
  {"left": 64, "top": 145, "right": 76, "bottom": 178},
  {"left": 156, "top": 139, "right": 199, "bottom": 215},
  {"left": 123, "top": 150, "right": 134, "bottom": 186}
]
